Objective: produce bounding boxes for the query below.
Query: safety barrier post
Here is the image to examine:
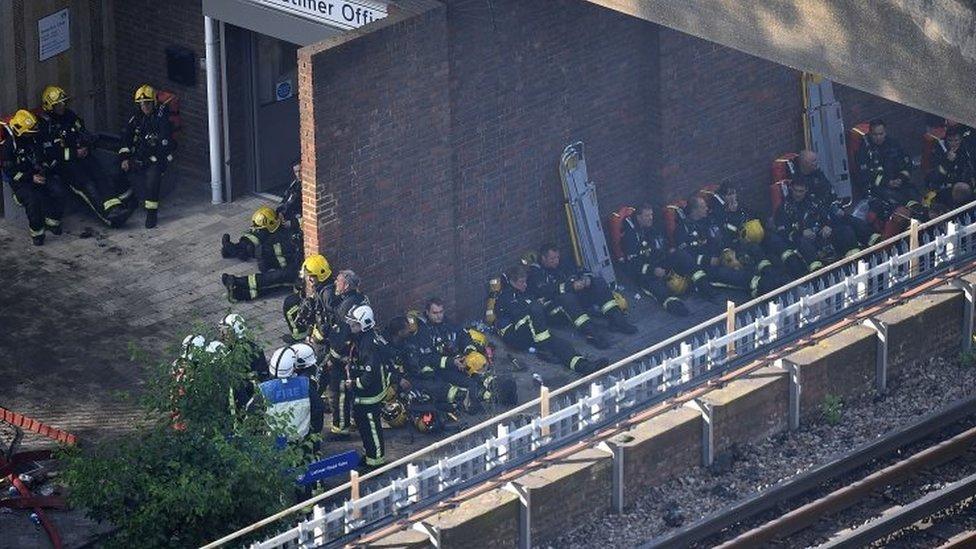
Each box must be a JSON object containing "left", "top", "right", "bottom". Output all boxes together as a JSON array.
[
  {"left": 862, "top": 318, "right": 888, "bottom": 395},
  {"left": 406, "top": 464, "right": 420, "bottom": 504},
  {"left": 496, "top": 424, "right": 510, "bottom": 465},
  {"left": 679, "top": 342, "right": 693, "bottom": 382},
  {"left": 856, "top": 260, "right": 869, "bottom": 302},
  {"left": 504, "top": 481, "right": 531, "bottom": 549},
  {"left": 590, "top": 383, "right": 603, "bottom": 425},
  {"left": 909, "top": 219, "right": 920, "bottom": 277},
  {"left": 951, "top": 278, "right": 976, "bottom": 352},
  {"left": 349, "top": 471, "right": 361, "bottom": 520},
  {"left": 596, "top": 441, "right": 624, "bottom": 514},
  {"left": 726, "top": 300, "right": 736, "bottom": 356},
  {"left": 778, "top": 358, "right": 801, "bottom": 431},
  {"left": 768, "top": 301, "right": 780, "bottom": 342},
  {"left": 685, "top": 398, "right": 714, "bottom": 467},
  {"left": 539, "top": 386, "right": 550, "bottom": 438},
  {"left": 312, "top": 505, "right": 325, "bottom": 546}
]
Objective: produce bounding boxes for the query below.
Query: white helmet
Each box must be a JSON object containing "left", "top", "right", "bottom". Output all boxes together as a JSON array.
[
  {"left": 205, "top": 341, "right": 227, "bottom": 355},
  {"left": 220, "top": 313, "right": 247, "bottom": 338},
  {"left": 345, "top": 304, "right": 375, "bottom": 332},
  {"left": 181, "top": 334, "right": 206, "bottom": 359},
  {"left": 269, "top": 346, "right": 298, "bottom": 378},
  {"left": 289, "top": 343, "right": 317, "bottom": 372}
]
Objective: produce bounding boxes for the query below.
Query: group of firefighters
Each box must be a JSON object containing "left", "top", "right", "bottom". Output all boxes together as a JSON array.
[{"left": 1, "top": 83, "right": 176, "bottom": 243}]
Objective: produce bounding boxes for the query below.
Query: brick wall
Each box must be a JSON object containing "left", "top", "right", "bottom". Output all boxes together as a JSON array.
[{"left": 112, "top": 0, "right": 209, "bottom": 186}]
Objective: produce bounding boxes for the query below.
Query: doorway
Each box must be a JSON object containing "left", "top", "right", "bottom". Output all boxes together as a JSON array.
[{"left": 251, "top": 33, "right": 299, "bottom": 195}]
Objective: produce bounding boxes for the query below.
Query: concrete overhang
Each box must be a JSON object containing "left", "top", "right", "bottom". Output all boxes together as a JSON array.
[{"left": 588, "top": 0, "right": 976, "bottom": 126}]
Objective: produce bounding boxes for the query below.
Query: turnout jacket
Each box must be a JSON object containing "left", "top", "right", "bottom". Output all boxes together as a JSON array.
[
  {"left": 855, "top": 138, "right": 912, "bottom": 191},
  {"left": 929, "top": 143, "right": 976, "bottom": 189},
  {"left": 620, "top": 217, "right": 670, "bottom": 269},
  {"left": 414, "top": 316, "right": 474, "bottom": 376},
  {"left": 1, "top": 130, "right": 55, "bottom": 184},
  {"left": 40, "top": 108, "right": 93, "bottom": 164},
  {"left": 775, "top": 197, "right": 830, "bottom": 241},
  {"left": 494, "top": 283, "right": 536, "bottom": 331},
  {"left": 348, "top": 333, "right": 390, "bottom": 406},
  {"left": 277, "top": 176, "right": 302, "bottom": 225},
  {"left": 674, "top": 216, "right": 724, "bottom": 266},
  {"left": 119, "top": 104, "right": 174, "bottom": 165},
  {"left": 527, "top": 262, "right": 591, "bottom": 302}
]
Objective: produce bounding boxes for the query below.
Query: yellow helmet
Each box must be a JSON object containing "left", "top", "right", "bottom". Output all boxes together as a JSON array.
[
  {"left": 467, "top": 328, "right": 488, "bottom": 348},
  {"left": 667, "top": 272, "right": 690, "bottom": 295},
  {"left": 9, "top": 109, "right": 38, "bottom": 136},
  {"left": 740, "top": 219, "right": 765, "bottom": 244},
  {"left": 301, "top": 254, "right": 332, "bottom": 282},
  {"left": 463, "top": 351, "right": 488, "bottom": 376},
  {"left": 381, "top": 401, "right": 408, "bottom": 428},
  {"left": 41, "top": 86, "right": 68, "bottom": 111},
  {"left": 251, "top": 206, "right": 281, "bottom": 233},
  {"left": 134, "top": 84, "right": 156, "bottom": 104},
  {"left": 612, "top": 290, "right": 628, "bottom": 312}
]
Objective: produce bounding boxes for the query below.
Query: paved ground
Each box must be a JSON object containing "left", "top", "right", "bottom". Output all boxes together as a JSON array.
[{"left": 0, "top": 176, "right": 739, "bottom": 546}]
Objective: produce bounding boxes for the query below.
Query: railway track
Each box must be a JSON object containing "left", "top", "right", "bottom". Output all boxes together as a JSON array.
[{"left": 643, "top": 397, "right": 976, "bottom": 548}]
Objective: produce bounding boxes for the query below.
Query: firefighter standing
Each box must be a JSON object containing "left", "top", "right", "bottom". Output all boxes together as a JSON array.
[
  {"left": 496, "top": 265, "right": 607, "bottom": 376},
  {"left": 343, "top": 303, "right": 389, "bottom": 470},
  {"left": 277, "top": 162, "right": 303, "bottom": 229},
  {"left": 283, "top": 253, "right": 334, "bottom": 342},
  {"left": 119, "top": 84, "right": 175, "bottom": 228},
  {"left": 619, "top": 204, "right": 690, "bottom": 316},
  {"left": 39, "top": 85, "right": 131, "bottom": 227},
  {"left": 256, "top": 346, "right": 326, "bottom": 453},
  {"left": 221, "top": 207, "right": 302, "bottom": 302},
  {"left": 1, "top": 109, "right": 67, "bottom": 245},
  {"left": 324, "top": 270, "right": 371, "bottom": 437}
]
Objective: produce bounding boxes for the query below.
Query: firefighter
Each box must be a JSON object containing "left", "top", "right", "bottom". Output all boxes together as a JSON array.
[
  {"left": 413, "top": 298, "right": 485, "bottom": 411},
  {"left": 528, "top": 244, "right": 637, "bottom": 349},
  {"left": 118, "top": 84, "right": 175, "bottom": 228},
  {"left": 855, "top": 118, "right": 918, "bottom": 213},
  {"left": 217, "top": 313, "right": 269, "bottom": 383},
  {"left": 1, "top": 109, "right": 67, "bottom": 245},
  {"left": 324, "top": 270, "right": 371, "bottom": 437},
  {"left": 619, "top": 203, "right": 689, "bottom": 316},
  {"left": 775, "top": 179, "right": 859, "bottom": 271},
  {"left": 672, "top": 195, "right": 753, "bottom": 296},
  {"left": 342, "top": 303, "right": 389, "bottom": 470},
  {"left": 795, "top": 151, "right": 877, "bottom": 248},
  {"left": 221, "top": 206, "right": 292, "bottom": 261},
  {"left": 927, "top": 126, "right": 976, "bottom": 194},
  {"left": 39, "top": 85, "right": 132, "bottom": 227},
  {"left": 707, "top": 184, "right": 808, "bottom": 279},
  {"left": 255, "top": 346, "right": 326, "bottom": 453},
  {"left": 277, "top": 162, "right": 303, "bottom": 229},
  {"left": 220, "top": 208, "right": 302, "bottom": 302},
  {"left": 283, "top": 253, "right": 334, "bottom": 342},
  {"left": 496, "top": 265, "right": 607, "bottom": 376}
]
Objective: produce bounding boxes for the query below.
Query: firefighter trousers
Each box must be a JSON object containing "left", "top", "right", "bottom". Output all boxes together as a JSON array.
[
  {"left": 543, "top": 276, "right": 619, "bottom": 331},
  {"left": 226, "top": 268, "right": 296, "bottom": 302},
  {"left": 625, "top": 260, "right": 685, "bottom": 310},
  {"left": 330, "top": 370, "right": 352, "bottom": 433},
  {"left": 59, "top": 156, "right": 130, "bottom": 226},
  {"left": 283, "top": 292, "right": 310, "bottom": 340},
  {"left": 8, "top": 177, "right": 67, "bottom": 238},
  {"left": 500, "top": 303, "right": 590, "bottom": 373},
  {"left": 119, "top": 160, "right": 166, "bottom": 212},
  {"left": 354, "top": 403, "right": 385, "bottom": 467}
]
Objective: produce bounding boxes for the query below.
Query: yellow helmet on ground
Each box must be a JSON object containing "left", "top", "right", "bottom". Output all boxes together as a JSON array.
[
  {"left": 463, "top": 351, "right": 488, "bottom": 376},
  {"left": 41, "top": 86, "right": 68, "bottom": 111},
  {"left": 667, "top": 272, "right": 690, "bottom": 295},
  {"left": 251, "top": 206, "right": 281, "bottom": 232},
  {"left": 612, "top": 290, "right": 628, "bottom": 312},
  {"left": 134, "top": 84, "right": 156, "bottom": 104},
  {"left": 467, "top": 328, "right": 488, "bottom": 348},
  {"left": 740, "top": 219, "right": 765, "bottom": 244},
  {"left": 9, "top": 110, "right": 38, "bottom": 136},
  {"left": 381, "top": 401, "right": 408, "bottom": 428},
  {"left": 301, "top": 254, "right": 332, "bottom": 282}
]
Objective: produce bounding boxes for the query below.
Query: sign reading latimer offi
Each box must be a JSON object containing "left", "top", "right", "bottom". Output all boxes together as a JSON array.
[{"left": 250, "top": 0, "right": 388, "bottom": 30}]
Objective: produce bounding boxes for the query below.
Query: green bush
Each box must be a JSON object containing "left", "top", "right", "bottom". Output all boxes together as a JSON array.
[
  {"left": 821, "top": 393, "right": 843, "bottom": 425},
  {"left": 60, "top": 327, "right": 306, "bottom": 548}
]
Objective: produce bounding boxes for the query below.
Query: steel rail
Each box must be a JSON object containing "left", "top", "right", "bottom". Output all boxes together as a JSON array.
[
  {"left": 715, "top": 424, "right": 976, "bottom": 548},
  {"left": 641, "top": 396, "right": 976, "bottom": 548}
]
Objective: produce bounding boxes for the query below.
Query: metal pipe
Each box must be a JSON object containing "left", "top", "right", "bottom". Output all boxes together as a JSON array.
[
  {"left": 218, "top": 20, "right": 232, "bottom": 200},
  {"left": 204, "top": 16, "right": 223, "bottom": 205}
]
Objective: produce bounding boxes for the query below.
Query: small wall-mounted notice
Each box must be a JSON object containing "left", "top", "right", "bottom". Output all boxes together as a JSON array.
[
  {"left": 275, "top": 79, "right": 293, "bottom": 101},
  {"left": 38, "top": 8, "right": 71, "bottom": 62}
]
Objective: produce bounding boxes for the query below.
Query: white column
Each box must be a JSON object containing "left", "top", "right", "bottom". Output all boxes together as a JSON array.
[{"left": 204, "top": 16, "right": 224, "bottom": 204}]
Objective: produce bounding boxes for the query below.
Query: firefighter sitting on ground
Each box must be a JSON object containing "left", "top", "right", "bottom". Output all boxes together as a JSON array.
[
  {"left": 619, "top": 203, "right": 690, "bottom": 316},
  {"left": 1, "top": 109, "right": 67, "bottom": 245},
  {"left": 527, "top": 244, "right": 637, "bottom": 351},
  {"left": 855, "top": 118, "right": 920, "bottom": 220},
  {"left": 39, "top": 85, "right": 132, "bottom": 227},
  {"left": 672, "top": 195, "right": 754, "bottom": 297},
  {"left": 118, "top": 84, "right": 175, "bottom": 228},
  {"left": 495, "top": 265, "right": 608, "bottom": 376},
  {"left": 774, "top": 178, "right": 858, "bottom": 272},
  {"left": 221, "top": 207, "right": 302, "bottom": 302},
  {"left": 927, "top": 126, "right": 976, "bottom": 199}
]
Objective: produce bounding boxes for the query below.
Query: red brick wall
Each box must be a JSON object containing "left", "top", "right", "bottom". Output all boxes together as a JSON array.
[{"left": 112, "top": 0, "right": 209, "bottom": 185}]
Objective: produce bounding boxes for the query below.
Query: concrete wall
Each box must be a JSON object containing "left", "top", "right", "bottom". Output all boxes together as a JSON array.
[{"left": 366, "top": 279, "right": 972, "bottom": 547}]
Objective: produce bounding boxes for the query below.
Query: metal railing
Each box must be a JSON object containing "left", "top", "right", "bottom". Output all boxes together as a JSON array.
[{"left": 205, "top": 201, "right": 976, "bottom": 549}]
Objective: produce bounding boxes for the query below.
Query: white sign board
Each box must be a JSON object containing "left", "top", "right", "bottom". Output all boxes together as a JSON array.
[
  {"left": 38, "top": 8, "right": 70, "bottom": 62},
  {"left": 249, "top": 0, "right": 387, "bottom": 31}
]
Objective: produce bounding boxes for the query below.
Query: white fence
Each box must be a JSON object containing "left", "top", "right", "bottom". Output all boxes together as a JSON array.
[{"left": 204, "top": 202, "right": 976, "bottom": 549}]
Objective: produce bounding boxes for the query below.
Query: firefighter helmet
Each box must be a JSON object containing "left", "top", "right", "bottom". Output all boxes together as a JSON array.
[
  {"left": 467, "top": 328, "right": 488, "bottom": 348},
  {"left": 463, "top": 351, "right": 488, "bottom": 376},
  {"left": 290, "top": 343, "right": 317, "bottom": 372},
  {"left": 740, "top": 219, "right": 765, "bottom": 244},
  {"left": 251, "top": 206, "right": 281, "bottom": 233},
  {"left": 205, "top": 341, "right": 227, "bottom": 355},
  {"left": 381, "top": 401, "right": 408, "bottom": 428},
  {"left": 180, "top": 334, "right": 206, "bottom": 360},
  {"left": 9, "top": 110, "right": 38, "bottom": 136},
  {"left": 345, "top": 304, "right": 376, "bottom": 332},
  {"left": 41, "top": 86, "right": 68, "bottom": 111},
  {"left": 667, "top": 272, "right": 690, "bottom": 295},
  {"left": 301, "top": 254, "right": 332, "bottom": 282},
  {"left": 134, "top": 84, "right": 157, "bottom": 104},
  {"left": 612, "top": 290, "right": 628, "bottom": 312},
  {"left": 269, "top": 346, "right": 298, "bottom": 378},
  {"left": 220, "top": 313, "right": 247, "bottom": 338}
]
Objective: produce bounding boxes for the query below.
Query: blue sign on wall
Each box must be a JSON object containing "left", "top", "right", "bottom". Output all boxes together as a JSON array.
[
  {"left": 275, "top": 80, "right": 293, "bottom": 102},
  {"left": 296, "top": 450, "right": 359, "bottom": 485}
]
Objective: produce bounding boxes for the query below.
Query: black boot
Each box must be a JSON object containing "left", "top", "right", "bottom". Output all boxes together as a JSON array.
[
  {"left": 574, "top": 357, "right": 610, "bottom": 376},
  {"left": 607, "top": 310, "right": 638, "bottom": 335},
  {"left": 664, "top": 298, "right": 689, "bottom": 317},
  {"left": 220, "top": 234, "right": 235, "bottom": 258},
  {"left": 582, "top": 325, "right": 610, "bottom": 350},
  {"left": 48, "top": 223, "right": 62, "bottom": 236},
  {"left": 145, "top": 209, "right": 158, "bottom": 229},
  {"left": 31, "top": 234, "right": 45, "bottom": 246},
  {"left": 221, "top": 273, "right": 238, "bottom": 303}
]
